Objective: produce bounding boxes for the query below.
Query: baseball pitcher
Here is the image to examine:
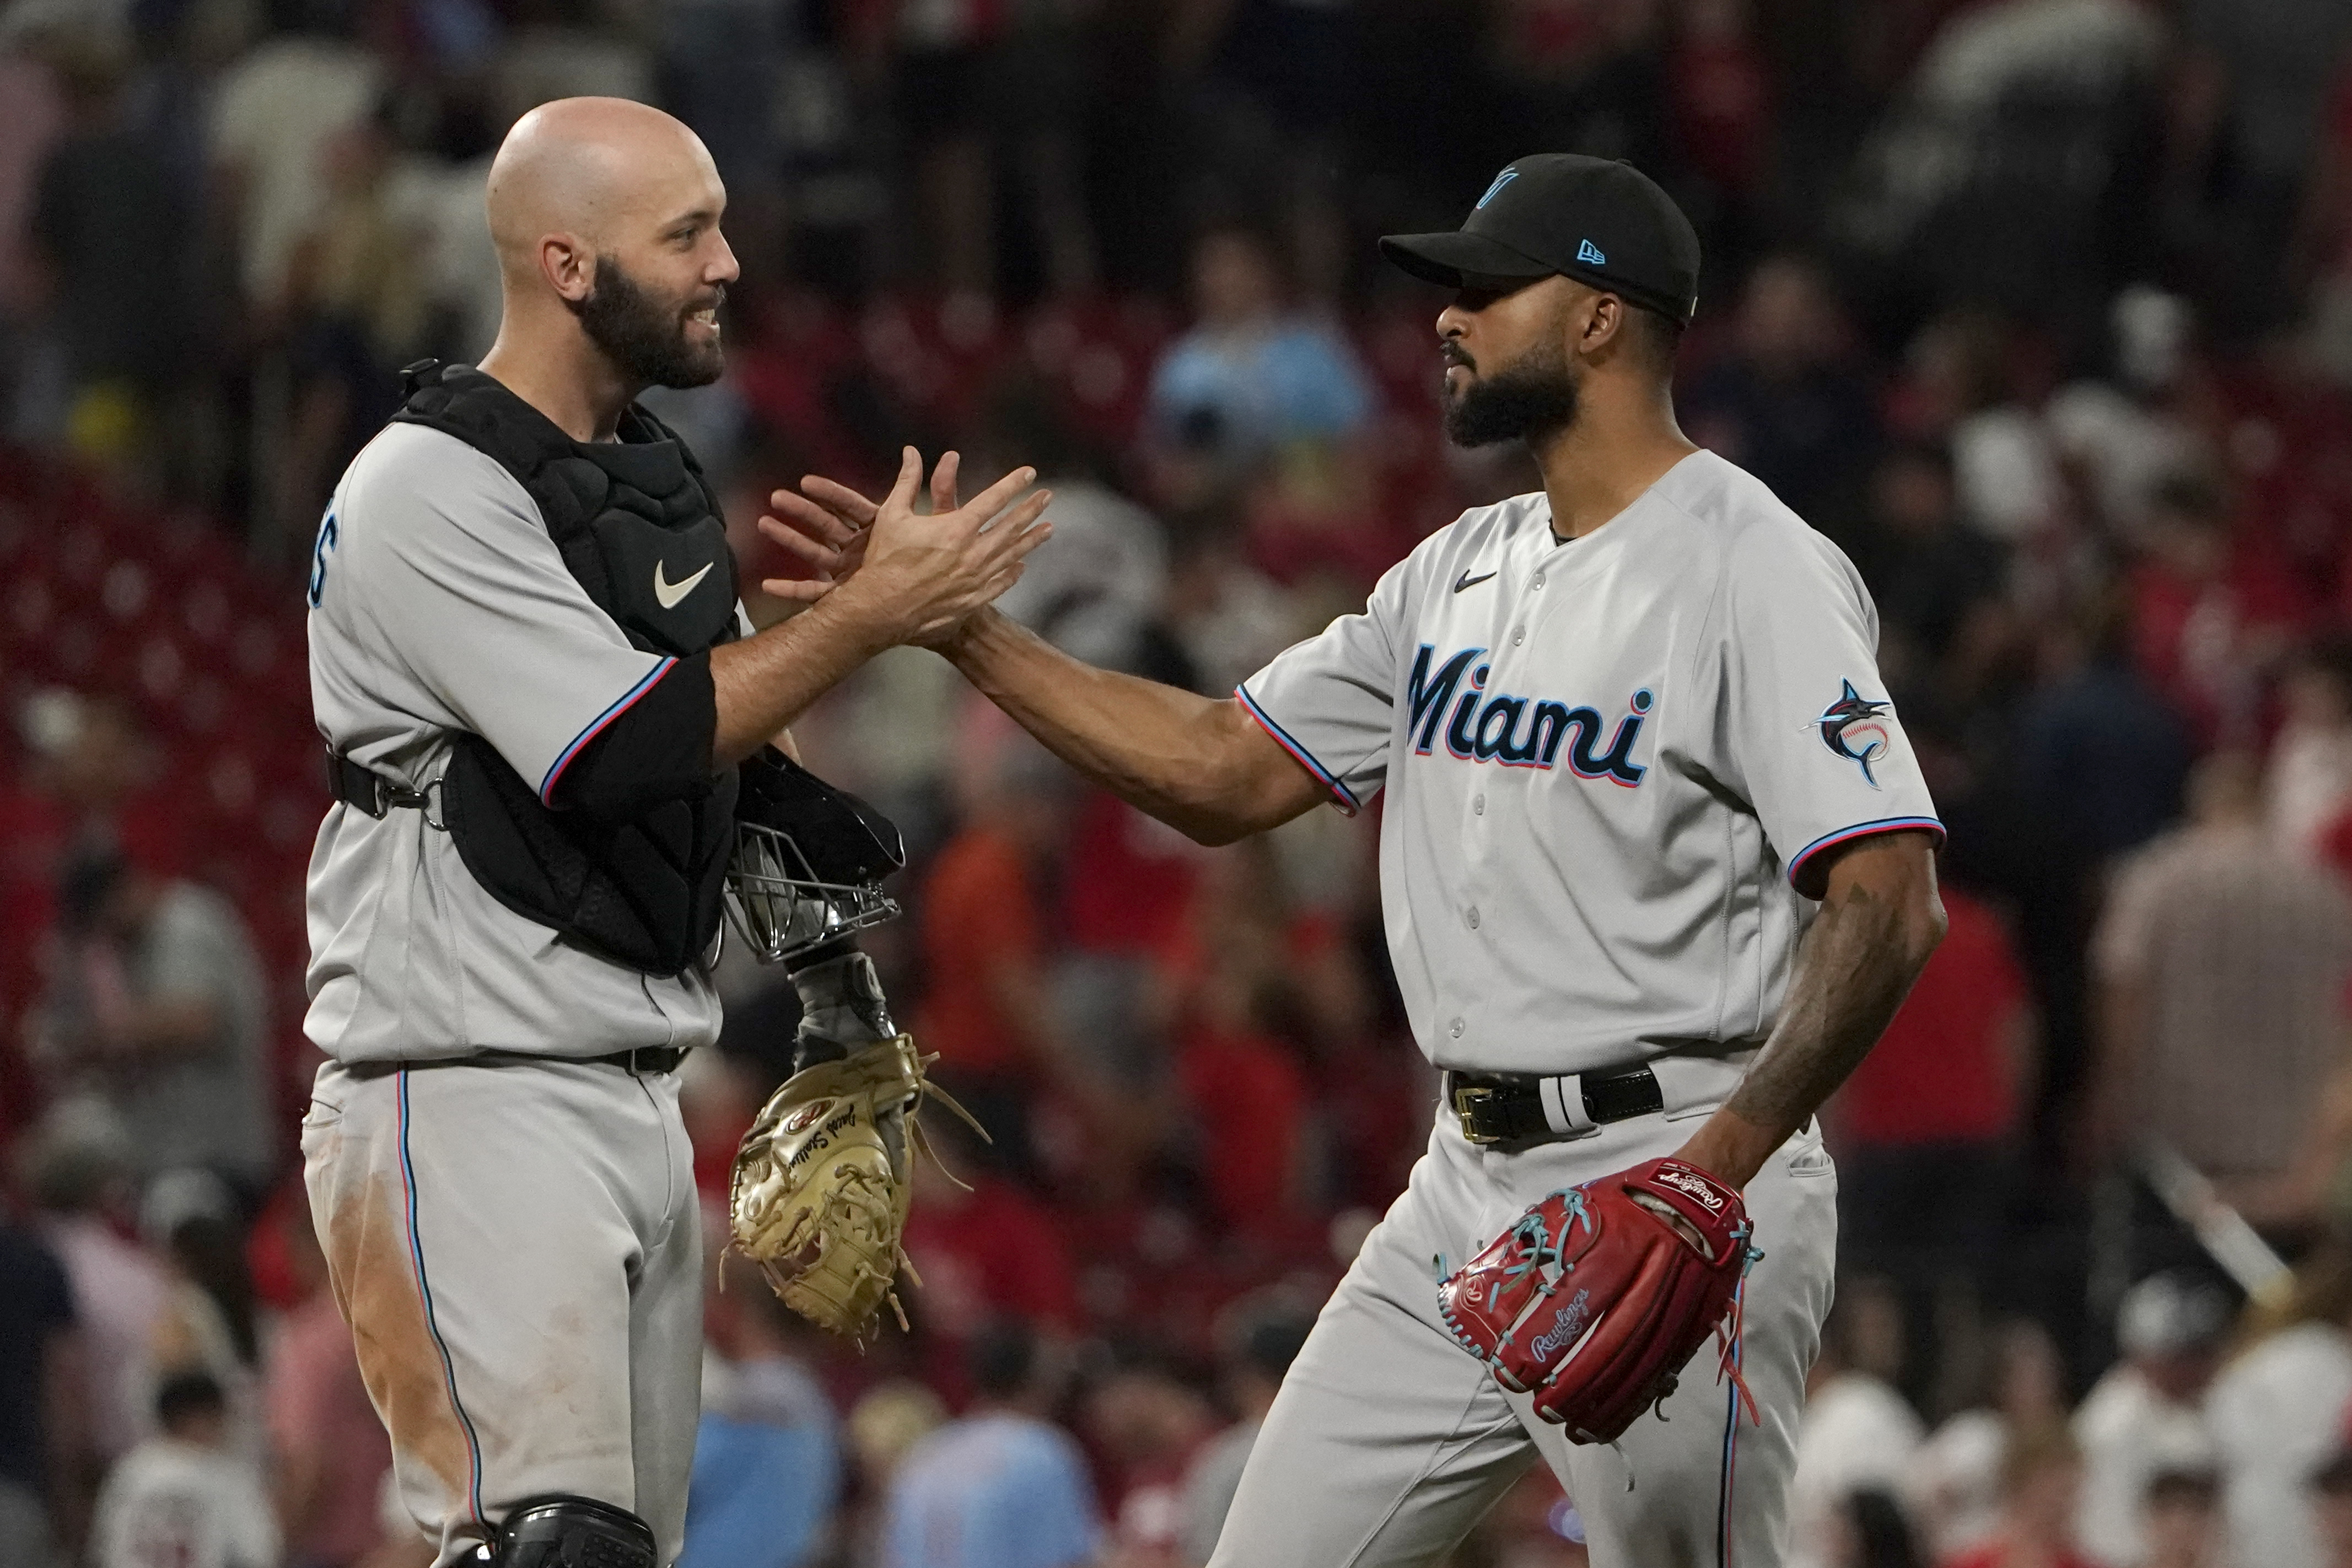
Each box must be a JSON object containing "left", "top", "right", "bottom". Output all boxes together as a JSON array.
[{"left": 778, "top": 155, "right": 1946, "bottom": 1566}]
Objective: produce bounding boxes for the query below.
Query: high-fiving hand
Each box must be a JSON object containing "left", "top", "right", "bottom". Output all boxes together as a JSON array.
[{"left": 758, "top": 448, "right": 1047, "bottom": 646}]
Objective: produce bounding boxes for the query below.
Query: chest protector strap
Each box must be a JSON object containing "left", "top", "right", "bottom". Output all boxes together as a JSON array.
[{"left": 389, "top": 360, "right": 741, "bottom": 977}]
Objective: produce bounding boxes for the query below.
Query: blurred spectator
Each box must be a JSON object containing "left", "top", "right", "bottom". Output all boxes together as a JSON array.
[
  {"left": 1145, "top": 224, "right": 1373, "bottom": 478},
  {"left": 278, "top": 101, "right": 442, "bottom": 530},
  {"left": 1682, "top": 254, "right": 1882, "bottom": 544},
  {"left": 1857, "top": 444, "right": 2010, "bottom": 689},
  {"left": 2176, "top": 0, "right": 2352, "bottom": 333},
  {"left": 204, "top": 3, "right": 382, "bottom": 320},
  {"left": 262, "top": 1190, "right": 389, "bottom": 1568},
  {"left": 90, "top": 1370, "right": 279, "bottom": 1568},
  {"left": 863, "top": 0, "right": 1086, "bottom": 301},
  {"left": 2243, "top": 1057, "right": 2352, "bottom": 1233},
  {"left": 1833, "top": 881, "right": 2033, "bottom": 1414},
  {"left": 2043, "top": 289, "right": 2209, "bottom": 549},
  {"left": 146, "top": 1176, "right": 266, "bottom": 1467},
  {"left": 2073, "top": 1274, "right": 2228, "bottom": 1567},
  {"left": 975, "top": 387, "right": 1171, "bottom": 676},
  {"left": 2310, "top": 63, "right": 2352, "bottom": 383},
  {"left": 1178, "top": 1303, "right": 1313, "bottom": 1565},
  {"left": 1079, "top": 1351, "right": 1215, "bottom": 1566},
  {"left": 900, "top": 1113, "right": 1082, "bottom": 1398},
  {"left": 1828, "top": 1489, "right": 1926, "bottom": 1568},
  {"left": 30, "top": 847, "right": 273, "bottom": 1199},
  {"left": 1909, "top": 1321, "right": 2069, "bottom": 1560},
  {"left": 881, "top": 1320, "right": 1103, "bottom": 1568},
  {"left": 1159, "top": 508, "right": 1305, "bottom": 703},
  {"left": 1934, "top": 1425, "right": 2096, "bottom": 1568},
  {"left": 29, "top": 24, "right": 192, "bottom": 473},
  {"left": 1897, "top": 311, "right": 2062, "bottom": 546},
  {"left": 916, "top": 727, "right": 1092, "bottom": 1176},
  {"left": 0, "top": 18, "right": 67, "bottom": 403},
  {"left": 2271, "top": 634, "right": 2352, "bottom": 864},
  {"left": 1793, "top": 1279, "right": 1926, "bottom": 1568},
  {"left": 2316, "top": 1449, "right": 2352, "bottom": 1568},
  {"left": 2012, "top": 597, "right": 2194, "bottom": 866},
  {"left": 1160, "top": 842, "right": 1318, "bottom": 1240},
  {"left": 682, "top": 1249, "right": 842, "bottom": 1568},
  {"left": 2208, "top": 1244, "right": 2352, "bottom": 1568},
  {"left": 2125, "top": 470, "right": 2305, "bottom": 750},
  {"left": 2138, "top": 1468, "right": 2225, "bottom": 1568},
  {"left": 0, "top": 1210, "right": 84, "bottom": 1567},
  {"left": 16, "top": 689, "right": 182, "bottom": 877},
  {"left": 2090, "top": 750, "right": 2352, "bottom": 1182},
  {"left": 21, "top": 1101, "right": 168, "bottom": 1467}
]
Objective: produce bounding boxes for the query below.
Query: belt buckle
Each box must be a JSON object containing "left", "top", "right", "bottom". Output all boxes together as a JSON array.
[{"left": 1451, "top": 1082, "right": 1500, "bottom": 1145}]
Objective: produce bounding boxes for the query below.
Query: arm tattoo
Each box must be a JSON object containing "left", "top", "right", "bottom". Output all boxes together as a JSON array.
[{"left": 1726, "top": 879, "right": 1922, "bottom": 1134}]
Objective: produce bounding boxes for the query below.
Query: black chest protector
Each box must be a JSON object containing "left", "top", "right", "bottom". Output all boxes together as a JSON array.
[{"left": 392, "top": 361, "right": 741, "bottom": 977}]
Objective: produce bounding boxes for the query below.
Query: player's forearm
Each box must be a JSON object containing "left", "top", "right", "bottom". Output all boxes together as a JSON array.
[
  {"left": 709, "top": 597, "right": 896, "bottom": 767},
  {"left": 1676, "top": 832, "right": 1946, "bottom": 1187},
  {"left": 938, "top": 608, "right": 1320, "bottom": 845}
]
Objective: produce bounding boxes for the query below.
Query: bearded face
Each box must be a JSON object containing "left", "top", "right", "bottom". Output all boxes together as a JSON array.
[
  {"left": 569, "top": 253, "right": 726, "bottom": 390},
  {"left": 1441, "top": 319, "right": 1581, "bottom": 449}
]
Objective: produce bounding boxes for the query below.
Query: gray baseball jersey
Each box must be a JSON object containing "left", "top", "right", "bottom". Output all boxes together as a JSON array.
[
  {"left": 303, "top": 421, "right": 727, "bottom": 1062},
  {"left": 1237, "top": 449, "right": 1942, "bottom": 1076}
]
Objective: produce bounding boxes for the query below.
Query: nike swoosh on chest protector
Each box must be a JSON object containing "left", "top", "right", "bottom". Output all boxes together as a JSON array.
[{"left": 653, "top": 559, "right": 714, "bottom": 609}]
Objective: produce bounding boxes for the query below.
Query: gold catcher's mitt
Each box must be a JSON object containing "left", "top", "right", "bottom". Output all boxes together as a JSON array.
[{"left": 728, "top": 1034, "right": 981, "bottom": 1338}]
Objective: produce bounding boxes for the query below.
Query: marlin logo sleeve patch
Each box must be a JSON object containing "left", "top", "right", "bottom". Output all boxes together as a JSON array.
[{"left": 1812, "top": 679, "right": 1894, "bottom": 787}]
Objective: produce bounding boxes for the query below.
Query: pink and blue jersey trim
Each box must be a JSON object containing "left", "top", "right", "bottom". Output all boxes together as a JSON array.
[
  {"left": 537, "top": 656, "right": 677, "bottom": 804},
  {"left": 1235, "top": 683, "right": 1360, "bottom": 815},
  {"left": 1787, "top": 815, "right": 1945, "bottom": 890}
]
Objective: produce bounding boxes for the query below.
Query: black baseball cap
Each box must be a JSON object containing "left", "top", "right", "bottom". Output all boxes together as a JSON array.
[{"left": 1380, "top": 154, "right": 1702, "bottom": 324}]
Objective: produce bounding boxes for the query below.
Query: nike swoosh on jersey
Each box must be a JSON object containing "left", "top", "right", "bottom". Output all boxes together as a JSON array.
[
  {"left": 653, "top": 558, "right": 714, "bottom": 609},
  {"left": 1452, "top": 569, "right": 1497, "bottom": 594}
]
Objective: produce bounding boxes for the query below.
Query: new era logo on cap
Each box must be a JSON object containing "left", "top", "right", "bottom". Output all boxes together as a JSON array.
[{"left": 1577, "top": 239, "right": 1607, "bottom": 266}]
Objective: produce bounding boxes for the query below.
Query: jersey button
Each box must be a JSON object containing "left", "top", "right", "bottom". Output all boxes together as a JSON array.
[
  {"left": 1510, "top": 627, "right": 1525, "bottom": 646},
  {"left": 1531, "top": 572, "right": 1545, "bottom": 589},
  {"left": 1449, "top": 1018, "right": 1465, "bottom": 1038},
  {"left": 1473, "top": 794, "right": 1485, "bottom": 815},
  {"left": 1466, "top": 906, "right": 1481, "bottom": 930}
]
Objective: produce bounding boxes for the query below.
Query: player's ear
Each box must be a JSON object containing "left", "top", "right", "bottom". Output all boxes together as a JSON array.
[
  {"left": 541, "top": 233, "right": 594, "bottom": 303},
  {"left": 1578, "top": 292, "right": 1627, "bottom": 362}
]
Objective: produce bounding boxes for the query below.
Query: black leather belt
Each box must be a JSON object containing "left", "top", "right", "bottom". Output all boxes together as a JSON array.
[
  {"left": 1447, "top": 1064, "right": 1665, "bottom": 1145},
  {"left": 584, "top": 1046, "right": 690, "bottom": 1074},
  {"left": 400, "top": 1046, "right": 691, "bottom": 1075}
]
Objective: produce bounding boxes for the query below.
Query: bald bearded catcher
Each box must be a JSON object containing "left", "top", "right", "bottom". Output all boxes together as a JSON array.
[{"left": 297, "top": 98, "right": 1051, "bottom": 1568}]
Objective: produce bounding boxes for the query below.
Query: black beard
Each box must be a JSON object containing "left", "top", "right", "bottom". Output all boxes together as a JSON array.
[
  {"left": 1443, "top": 343, "right": 1579, "bottom": 448},
  {"left": 569, "top": 256, "right": 724, "bottom": 390}
]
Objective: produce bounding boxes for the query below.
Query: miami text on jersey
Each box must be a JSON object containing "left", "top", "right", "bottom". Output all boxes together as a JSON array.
[{"left": 1405, "top": 645, "right": 1651, "bottom": 785}]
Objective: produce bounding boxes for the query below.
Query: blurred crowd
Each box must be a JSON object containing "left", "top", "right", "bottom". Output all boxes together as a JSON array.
[{"left": 8, "top": 0, "right": 2352, "bottom": 1565}]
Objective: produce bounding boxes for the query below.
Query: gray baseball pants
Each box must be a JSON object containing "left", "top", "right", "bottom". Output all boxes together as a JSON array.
[
  {"left": 301, "top": 1055, "right": 703, "bottom": 1567},
  {"left": 1207, "top": 1109, "right": 1838, "bottom": 1567}
]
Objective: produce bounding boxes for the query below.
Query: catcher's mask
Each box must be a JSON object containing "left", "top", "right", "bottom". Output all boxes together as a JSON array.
[{"left": 725, "top": 748, "right": 905, "bottom": 964}]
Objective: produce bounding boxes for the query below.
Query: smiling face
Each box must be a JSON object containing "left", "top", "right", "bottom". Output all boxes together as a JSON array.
[
  {"left": 1435, "top": 276, "right": 1584, "bottom": 448},
  {"left": 487, "top": 98, "right": 740, "bottom": 391},
  {"left": 568, "top": 145, "right": 735, "bottom": 389}
]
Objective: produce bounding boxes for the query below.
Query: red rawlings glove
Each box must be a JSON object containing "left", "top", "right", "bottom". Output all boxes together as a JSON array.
[{"left": 1438, "top": 1157, "right": 1762, "bottom": 1443}]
